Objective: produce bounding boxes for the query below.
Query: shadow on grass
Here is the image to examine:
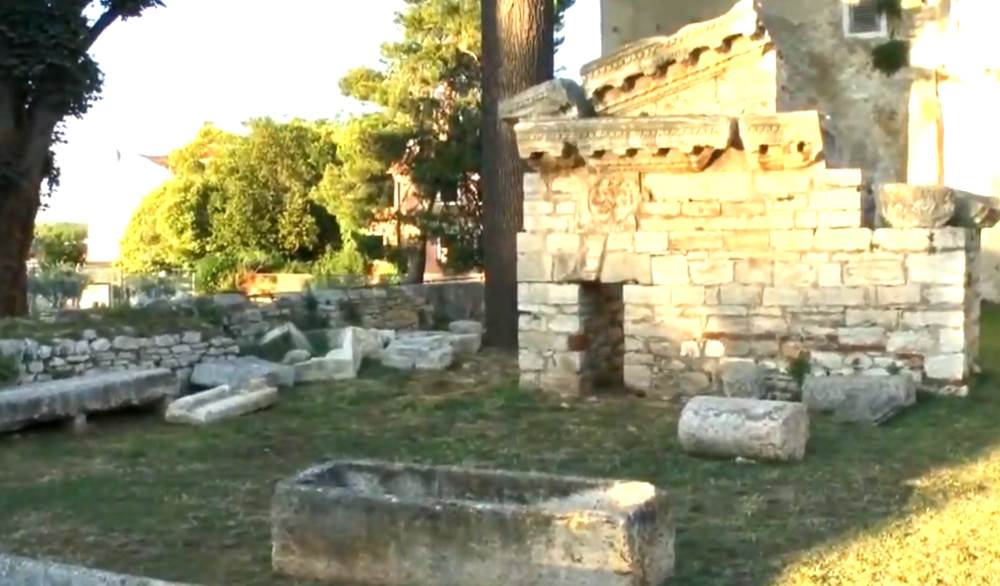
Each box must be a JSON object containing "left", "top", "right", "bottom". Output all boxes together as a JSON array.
[{"left": 2, "top": 317, "right": 1000, "bottom": 585}]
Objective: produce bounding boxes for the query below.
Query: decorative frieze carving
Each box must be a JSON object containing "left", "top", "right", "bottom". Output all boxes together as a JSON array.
[
  {"left": 581, "top": 0, "right": 768, "bottom": 115},
  {"left": 878, "top": 184, "right": 956, "bottom": 228},
  {"left": 513, "top": 116, "right": 736, "bottom": 168},
  {"left": 738, "top": 111, "right": 825, "bottom": 170},
  {"left": 582, "top": 174, "right": 642, "bottom": 231},
  {"left": 499, "top": 79, "right": 594, "bottom": 122}
]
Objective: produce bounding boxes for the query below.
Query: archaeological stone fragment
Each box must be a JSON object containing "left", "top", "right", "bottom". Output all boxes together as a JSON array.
[
  {"left": 678, "top": 396, "right": 809, "bottom": 462},
  {"left": 271, "top": 460, "right": 673, "bottom": 586},
  {"left": 164, "top": 379, "right": 277, "bottom": 425},
  {"left": 802, "top": 374, "right": 916, "bottom": 424},
  {"left": 191, "top": 356, "right": 295, "bottom": 389}
]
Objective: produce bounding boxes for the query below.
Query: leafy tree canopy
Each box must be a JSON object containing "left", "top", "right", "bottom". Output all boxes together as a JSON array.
[
  {"left": 32, "top": 222, "right": 88, "bottom": 267},
  {"left": 118, "top": 119, "right": 342, "bottom": 274}
]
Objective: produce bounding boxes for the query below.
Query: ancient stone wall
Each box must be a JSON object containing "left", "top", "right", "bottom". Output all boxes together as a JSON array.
[{"left": 513, "top": 112, "right": 980, "bottom": 398}]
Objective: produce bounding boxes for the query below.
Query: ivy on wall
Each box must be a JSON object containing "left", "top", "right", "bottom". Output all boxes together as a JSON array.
[{"left": 871, "top": 0, "right": 908, "bottom": 75}]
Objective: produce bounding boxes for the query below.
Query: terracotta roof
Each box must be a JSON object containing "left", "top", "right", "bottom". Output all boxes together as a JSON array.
[{"left": 140, "top": 154, "right": 170, "bottom": 169}]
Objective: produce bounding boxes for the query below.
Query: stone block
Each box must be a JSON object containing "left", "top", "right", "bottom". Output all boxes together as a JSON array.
[
  {"left": 931, "top": 227, "right": 968, "bottom": 250},
  {"left": 634, "top": 231, "right": 669, "bottom": 253},
  {"left": 624, "top": 364, "right": 653, "bottom": 391},
  {"left": 773, "top": 262, "right": 816, "bottom": 287},
  {"left": 818, "top": 210, "right": 862, "bottom": 228},
  {"left": 817, "top": 263, "right": 842, "bottom": 286},
  {"left": 682, "top": 201, "right": 720, "bottom": 216},
  {"left": 837, "top": 327, "right": 885, "bottom": 347},
  {"left": 807, "top": 287, "right": 867, "bottom": 306},
  {"left": 925, "top": 286, "right": 965, "bottom": 305},
  {"left": 622, "top": 285, "right": 671, "bottom": 305},
  {"left": 719, "top": 362, "right": 766, "bottom": 399},
  {"left": 720, "top": 284, "right": 761, "bottom": 305},
  {"left": 876, "top": 284, "right": 922, "bottom": 305},
  {"left": 518, "top": 283, "right": 580, "bottom": 306},
  {"left": 282, "top": 349, "right": 311, "bottom": 365},
  {"left": 902, "top": 311, "right": 965, "bottom": 328},
  {"left": 763, "top": 287, "right": 805, "bottom": 306},
  {"left": 0, "top": 553, "right": 196, "bottom": 586},
  {"left": 272, "top": 460, "right": 674, "bottom": 586},
  {"left": 770, "top": 230, "right": 814, "bottom": 251},
  {"left": 0, "top": 369, "right": 178, "bottom": 433},
  {"left": 886, "top": 330, "right": 936, "bottom": 353},
  {"left": 601, "top": 252, "right": 651, "bottom": 284},
  {"left": 668, "top": 231, "right": 724, "bottom": 250},
  {"left": 802, "top": 375, "right": 916, "bottom": 424},
  {"left": 843, "top": 258, "right": 905, "bottom": 286},
  {"left": 651, "top": 256, "right": 690, "bottom": 285},
  {"left": 165, "top": 380, "right": 278, "bottom": 425},
  {"left": 672, "top": 285, "right": 706, "bottom": 306},
  {"left": 873, "top": 228, "right": 932, "bottom": 252},
  {"left": 723, "top": 231, "right": 771, "bottom": 251},
  {"left": 845, "top": 309, "right": 898, "bottom": 327},
  {"left": 678, "top": 397, "right": 809, "bottom": 462},
  {"left": 381, "top": 335, "right": 455, "bottom": 371},
  {"left": 813, "top": 229, "right": 872, "bottom": 251},
  {"left": 689, "top": 260, "right": 734, "bottom": 285},
  {"left": 192, "top": 357, "right": 295, "bottom": 389},
  {"left": 906, "top": 251, "right": 966, "bottom": 284},
  {"left": 925, "top": 354, "right": 965, "bottom": 381},
  {"left": 735, "top": 259, "right": 773, "bottom": 284},
  {"left": 517, "top": 232, "right": 546, "bottom": 253},
  {"left": 517, "top": 252, "right": 553, "bottom": 282}
]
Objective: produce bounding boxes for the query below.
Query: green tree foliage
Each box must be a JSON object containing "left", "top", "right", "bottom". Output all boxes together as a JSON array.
[
  {"left": 32, "top": 223, "right": 88, "bottom": 267},
  {"left": 0, "top": 1, "right": 162, "bottom": 316},
  {"left": 119, "top": 120, "right": 342, "bottom": 276}
]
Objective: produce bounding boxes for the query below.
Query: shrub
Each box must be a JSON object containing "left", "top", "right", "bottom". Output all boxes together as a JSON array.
[
  {"left": 126, "top": 273, "right": 178, "bottom": 302},
  {"left": 0, "top": 354, "right": 19, "bottom": 386},
  {"left": 27, "top": 265, "right": 89, "bottom": 309},
  {"left": 193, "top": 254, "right": 242, "bottom": 294}
]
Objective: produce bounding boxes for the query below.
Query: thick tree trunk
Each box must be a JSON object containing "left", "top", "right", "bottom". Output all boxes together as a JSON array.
[
  {"left": 403, "top": 235, "right": 428, "bottom": 285},
  {"left": 0, "top": 182, "right": 40, "bottom": 316},
  {"left": 481, "top": 0, "right": 554, "bottom": 349}
]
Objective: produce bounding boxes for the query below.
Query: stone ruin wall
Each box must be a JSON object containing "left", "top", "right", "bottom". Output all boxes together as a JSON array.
[{"left": 515, "top": 116, "right": 980, "bottom": 398}]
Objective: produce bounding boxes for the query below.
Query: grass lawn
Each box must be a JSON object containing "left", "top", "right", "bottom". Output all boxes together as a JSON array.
[{"left": 3, "top": 310, "right": 1000, "bottom": 585}]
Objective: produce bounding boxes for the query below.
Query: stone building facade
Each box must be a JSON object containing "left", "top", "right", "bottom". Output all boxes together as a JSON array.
[
  {"left": 598, "top": 0, "right": 1000, "bottom": 298},
  {"left": 504, "top": 0, "right": 993, "bottom": 398}
]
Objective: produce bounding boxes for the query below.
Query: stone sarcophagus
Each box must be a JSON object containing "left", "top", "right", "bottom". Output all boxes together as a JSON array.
[
  {"left": 506, "top": 0, "right": 987, "bottom": 398},
  {"left": 271, "top": 460, "right": 674, "bottom": 586}
]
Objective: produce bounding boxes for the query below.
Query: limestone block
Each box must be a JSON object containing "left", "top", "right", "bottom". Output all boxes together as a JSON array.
[
  {"left": 260, "top": 323, "right": 314, "bottom": 354},
  {"left": 517, "top": 252, "right": 553, "bottom": 282},
  {"left": 519, "top": 350, "right": 545, "bottom": 371},
  {"left": 925, "top": 354, "right": 965, "bottom": 381},
  {"left": 807, "top": 287, "right": 866, "bottom": 306},
  {"left": 931, "top": 228, "right": 968, "bottom": 251},
  {"left": 668, "top": 231, "right": 724, "bottom": 250},
  {"left": 449, "top": 320, "right": 484, "bottom": 336},
  {"left": 735, "top": 259, "right": 773, "bottom": 284},
  {"left": 878, "top": 184, "right": 955, "bottom": 228},
  {"left": 873, "top": 229, "right": 932, "bottom": 252},
  {"left": 925, "top": 286, "right": 965, "bottom": 305},
  {"left": 517, "top": 232, "right": 546, "bottom": 253},
  {"left": 688, "top": 260, "right": 734, "bottom": 285},
  {"left": 763, "top": 287, "right": 805, "bottom": 306},
  {"left": 810, "top": 189, "right": 861, "bottom": 211},
  {"left": 678, "top": 397, "right": 809, "bottom": 462},
  {"left": 719, "top": 362, "right": 766, "bottom": 399},
  {"left": 0, "top": 553, "right": 196, "bottom": 586},
  {"left": 845, "top": 309, "right": 898, "bottom": 327},
  {"left": 876, "top": 284, "right": 922, "bottom": 305},
  {"left": 272, "top": 460, "right": 674, "bottom": 586},
  {"left": 672, "top": 285, "right": 705, "bottom": 306},
  {"left": 837, "top": 327, "right": 886, "bottom": 347},
  {"left": 818, "top": 211, "right": 863, "bottom": 228},
  {"left": 294, "top": 356, "right": 357, "bottom": 383},
  {"left": 813, "top": 229, "right": 872, "bottom": 252},
  {"left": 191, "top": 357, "right": 295, "bottom": 389},
  {"left": 624, "top": 364, "right": 653, "bottom": 391},
  {"left": 802, "top": 375, "right": 916, "bottom": 418},
  {"left": 601, "top": 252, "right": 651, "bottom": 284},
  {"left": 902, "top": 311, "right": 964, "bottom": 328},
  {"left": 770, "top": 230, "right": 814, "bottom": 251},
  {"left": 843, "top": 258, "right": 905, "bottom": 286},
  {"left": 0, "top": 369, "right": 178, "bottom": 433},
  {"left": 634, "top": 231, "right": 669, "bottom": 253},
  {"left": 281, "top": 349, "right": 311, "bottom": 365},
  {"left": 165, "top": 380, "right": 278, "bottom": 425},
  {"left": 381, "top": 336, "right": 454, "bottom": 371},
  {"left": 720, "top": 284, "right": 761, "bottom": 305},
  {"left": 939, "top": 329, "right": 965, "bottom": 353},
  {"left": 906, "top": 251, "right": 966, "bottom": 284},
  {"left": 622, "top": 285, "right": 671, "bottom": 305},
  {"left": 773, "top": 262, "right": 816, "bottom": 287},
  {"left": 651, "top": 256, "right": 690, "bottom": 285},
  {"left": 723, "top": 231, "right": 771, "bottom": 251},
  {"left": 518, "top": 283, "right": 581, "bottom": 306}
]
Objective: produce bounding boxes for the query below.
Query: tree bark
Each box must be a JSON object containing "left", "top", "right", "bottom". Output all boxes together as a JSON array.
[
  {"left": 403, "top": 235, "right": 428, "bottom": 285},
  {"left": 481, "top": 0, "right": 554, "bottom": 349},
  {"left": 0, "top": 180, "right": 41, "bottom": 316}
]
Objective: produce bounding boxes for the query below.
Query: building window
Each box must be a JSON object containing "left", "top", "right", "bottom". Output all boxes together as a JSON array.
[{"left": 843, "top": 1, "right": 888, "bottom": 38}]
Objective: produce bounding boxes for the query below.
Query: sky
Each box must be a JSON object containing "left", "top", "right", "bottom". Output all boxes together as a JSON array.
[{"left": 40, "top": 0, "right": 602, "bottom": 235}]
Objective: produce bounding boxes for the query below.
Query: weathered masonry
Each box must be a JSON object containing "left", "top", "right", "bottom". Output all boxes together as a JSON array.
[{"left": 503, "top": 0, "right": 995, "bottom": 399}]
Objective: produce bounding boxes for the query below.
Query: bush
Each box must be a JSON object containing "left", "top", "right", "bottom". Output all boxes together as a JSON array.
[
  {"left": 126, "top": 273, "right": 179, "bottom": 302},
  {"left": 27, "top": 265, "right": 90, "bottom": 309},
  {"left": 194, "top": 254, "right": 242, "bottom": 294},
  {"left": 0, "top": 354, "right": 19, "bottom": 386},
  {"left": 33, "top": 223, "right": 88, "bottom": 267}
]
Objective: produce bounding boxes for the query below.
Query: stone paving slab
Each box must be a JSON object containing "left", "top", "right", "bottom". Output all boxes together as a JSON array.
[{"left": 0, "top": 369, "right": 178, "bottom": 434}]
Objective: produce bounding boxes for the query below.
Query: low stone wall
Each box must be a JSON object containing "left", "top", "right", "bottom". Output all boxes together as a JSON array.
[
  {"left": 0, "top": 553, "right": 196, "bottom": 585},
  {"left": 0, "top": 332, "right": 240, "bottom": 387}
]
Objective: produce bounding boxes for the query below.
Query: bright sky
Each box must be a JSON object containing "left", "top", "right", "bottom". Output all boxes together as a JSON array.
[{"left": 41, "top": 0, "right": 602, "bottom": 231}]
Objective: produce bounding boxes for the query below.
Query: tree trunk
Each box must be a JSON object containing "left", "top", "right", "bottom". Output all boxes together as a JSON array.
[
  {"left": 0, "top": 181, "right": 40, "bottom": 316},
  {"left": 481, "top": 0, "right": 554, "bottom": 349},
  {"left": 403, "top": 236, "right": 428, "bottom": 285}
]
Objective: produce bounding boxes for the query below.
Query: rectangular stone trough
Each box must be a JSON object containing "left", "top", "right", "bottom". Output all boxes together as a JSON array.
[
  {"left": 0, "top": 369, "right": 178, "bottom": 433},
  {"left": 271, "top": 460, "right": 674, "bottom": 586}
]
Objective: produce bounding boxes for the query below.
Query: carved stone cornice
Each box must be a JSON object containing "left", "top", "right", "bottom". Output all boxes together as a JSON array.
[
  {"left": 581, "top": 0, "right": 768, "bottom": 115},
  {"left": 499, "top": 79, "right": 595, "bottom": 123},
  {"left": 737, "top": 111, "right": 825, "bottom": 170},
  {"left": 513, "top": 116, "right": 736, "bottom": 161}
]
